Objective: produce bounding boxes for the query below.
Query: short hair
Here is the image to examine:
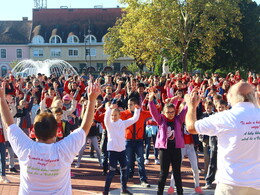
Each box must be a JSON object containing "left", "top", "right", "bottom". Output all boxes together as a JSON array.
[
  {"left": 34, "top": 112, "right": 58, "bottom": 141},
  {"left": 163, "top": 103, "right": 175, "bottom": 113},
  {"left": 129, "top": 97, "right": 138, "bottom": 105},
  {"left": 216, "top": 99, "right": 228, "bottom": 107},
  {"left": 52, "top": 107, "right": 63, "bottom": 114},
  {"left": 204, "top": 101, "right": 214, "bottom": 107},
  {"left": 19, "top": 100, "right": 26, "bottom": 106},
  {"left": 137, "top": 83, "right": 145, "bottom": 88},
  {"left": 111, "top": 108, "right": 121, "bottom": 114}
]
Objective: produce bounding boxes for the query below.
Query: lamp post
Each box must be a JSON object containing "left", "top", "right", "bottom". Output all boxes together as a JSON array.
[
  {"left": 88, "top": 28, "right": 92, "bottom": 73},
  {"left": 84, "top": 33, "right": 87, "bottom": 74}
]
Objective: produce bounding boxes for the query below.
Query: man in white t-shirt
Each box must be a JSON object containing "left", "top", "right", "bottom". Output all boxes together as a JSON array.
[
  {"left": 185, "top": 82, "right": 260, "bottom": 195},
  {"left": 0, "top": 82, "right": 101, "bottom": 195}
]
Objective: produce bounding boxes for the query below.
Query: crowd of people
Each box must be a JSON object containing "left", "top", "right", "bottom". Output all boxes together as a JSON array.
[{"left": 0, "top": 69, "right": 259, "bottom": 195}]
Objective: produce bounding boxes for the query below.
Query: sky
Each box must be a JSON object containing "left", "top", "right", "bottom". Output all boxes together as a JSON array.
[
  {"left": 0, "top": 0, "right": 259, "bottom": 20},
  {"left": 0, "top": 0, "right": 125, "bottom": 20}
]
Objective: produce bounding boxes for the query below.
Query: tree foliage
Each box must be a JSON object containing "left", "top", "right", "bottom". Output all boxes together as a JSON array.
[
  {"left": 212, "top": 0, "right": 260, "bottom": 73},
  {"left": 105, "top": 0, "right": 243, "bottom": 73}
]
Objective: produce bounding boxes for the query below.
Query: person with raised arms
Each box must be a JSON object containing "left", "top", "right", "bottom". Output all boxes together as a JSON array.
[
  {"left": 185, "top": 82, "right": 260, "bottom": 195},
  {"left": 0, "top": 81, "right": 101, "bottom": 195}
]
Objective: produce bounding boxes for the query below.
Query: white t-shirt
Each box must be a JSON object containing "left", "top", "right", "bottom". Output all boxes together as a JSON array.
[
  {"left": 195, "top": 102, "right": 260, "bottom": 190},
  {"left": 7, "top": 124, "right": 86, "bottom": 195},
  {"left": 104, "top": 107, "right": 140, "bottom": 152}
]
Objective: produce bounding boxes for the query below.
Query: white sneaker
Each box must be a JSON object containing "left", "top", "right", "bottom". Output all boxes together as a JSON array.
[
  {"left": 0, "top": 176, "right": 11, "bottom": 183},
  {"left": 144, "top": 159, "right": 149, "bottom": 165},
  {"left": 154, "top": 159, "right": 160, "bottom": 165},
  {"left": 75, "top": 162, "right": 80, "bottom": 168}
]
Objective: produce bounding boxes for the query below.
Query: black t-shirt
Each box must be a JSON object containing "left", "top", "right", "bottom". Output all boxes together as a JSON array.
[{"left": 166, "top": 120, "right": 175, "bottom": 141}]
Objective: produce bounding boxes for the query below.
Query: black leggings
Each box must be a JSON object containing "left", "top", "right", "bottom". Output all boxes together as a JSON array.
[{"left": 157, "top": 141, "right": 183, "bottom": 195}]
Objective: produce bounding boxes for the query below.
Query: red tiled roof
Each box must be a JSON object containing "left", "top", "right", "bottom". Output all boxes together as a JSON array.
[{"left": 31, "top": 8, "right": 123, "bottom": 43}]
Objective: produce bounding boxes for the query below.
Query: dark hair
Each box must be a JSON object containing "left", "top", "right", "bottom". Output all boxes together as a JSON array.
[
  {"left": 97, "top": 95, "right": 103, "bottom": 101},
  {"left": 34, "top": 112, "right": 58, "bottom": 141},
  {"left": 217, "top": 99, "right": 228, "bottom": 107},
  {"left": 137, "top": 83, "right": 145, "bottom": 88},
  {"left": 204, "top": 101, "right": 214, "bottom": 107},
  {"left": 52, "top": 107, "right": 63, "bottom": 114},
  {"left": 129, "top": 97, "right": 139, "bottom": 105}
]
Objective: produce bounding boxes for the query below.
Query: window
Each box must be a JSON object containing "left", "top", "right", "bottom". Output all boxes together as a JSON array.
[
  {"left": 51, "top": 48, "right": 61, "bottom": 57},
  {"left": 0, "top": 49, "right": 6, "bottom": 58},
  {"left": 1, "top": 66, "right": 7, "bottom": 77},
  {"left": 33, "top": 48, "right": 44, "bottom": 57},
  {"left": 67, "top": 35, "right": 79, "bottom": 44},
  {"left": 16, "top": 49, "right": 22, "bottom": 58},
  {"left": 97, "top": 63, "right": 103, "bottom": 71},
  {"left": 101, "top": 35, "right": 106, "bottom": 43},
  {"left": 68, "top": 48, "right": 78, "bottom": 56},
  {"left": 84, "top": 35, "right": 97, "bottom": 43},
  {"left": 32, "top": 35, "right": 45, "bottom": 44},
  {"left": 49, "top": 35, "right": 62, "bottom": 44},
  {"left": 85, "top": 48, "right": 96, "bottom": 56},
  {"left": 113, "top": 63, "right": 121, "bottom": 71}
]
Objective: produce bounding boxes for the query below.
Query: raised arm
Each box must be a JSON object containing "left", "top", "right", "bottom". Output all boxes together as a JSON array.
[
  {"left": 104, "top": 104, "right": 112, "bottom": 129},
  {"left": 123, "top": 105, "right": 141, "bottom": 128},
  {"left": 0, "top": 83, "right": 14, "bottom": 126},
  {"left": 185, "top": 90, "right": 200, "bottom": 134},
  {"left": 80, "top": 82, "right": 101, "bottom": 134},
  {"left": 148, "top": 90, "right": 162, "bottom": 125}
]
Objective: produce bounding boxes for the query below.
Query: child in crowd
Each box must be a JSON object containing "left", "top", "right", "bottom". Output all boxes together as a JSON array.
[
  {"left": 167, "top": 124, "right": 204, "bottom": 194},
  {"left": 103, "top": 99, "right": 141, "bottom": 195},
  {"left": 148, "top": 89, "right": 187, "bottom": 195},
  {"left": 204, "top": 99, "right": 228, "bottom": 189},
  {"left": 198, "top": 101, "right": 214, "bottom": 177}
]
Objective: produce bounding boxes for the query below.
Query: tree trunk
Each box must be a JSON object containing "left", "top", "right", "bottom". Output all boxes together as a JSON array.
[{"left": 182, "top": 50, "right": 188, "bottom": 72}]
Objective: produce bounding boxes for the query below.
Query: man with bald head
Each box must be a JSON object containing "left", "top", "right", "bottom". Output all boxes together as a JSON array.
[{"left": 185, "top": 81, "right": 260, "bottom": 195}]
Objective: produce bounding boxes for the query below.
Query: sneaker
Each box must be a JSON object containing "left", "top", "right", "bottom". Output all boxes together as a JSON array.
[
  {"left": 0, "top": 176, "right": 11, "bottom": 183},
  {"left": 9, "top": 167, "right": 18, "bottom": 173},
  {"left": 195, "top": 186, "right": 204, "bottom": 194},
  {"left": 154, "top": 159, "right": 160, "bottom": 165},
  {"left": 141, "top": 180, "right": 150, "bottom": 188},
  {"left": 75, "top": 162, "right": 80, "bottom": 168},
  {"left": 144, "top": 159, "right": 149, "bottom": 165},
  {"left": 202, "top": 184, "right": 214, "bottom": 189},
  {"left": 121, "top": 189, "right": 133, "bottom": 195},
  {"left": 167, "top": 186, "right": 174, "bottom": 194}
]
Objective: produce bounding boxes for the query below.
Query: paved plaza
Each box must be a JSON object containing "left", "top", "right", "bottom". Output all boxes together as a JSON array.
[{"left": 0, "top": 152, "right": 215, "bottom": 195}]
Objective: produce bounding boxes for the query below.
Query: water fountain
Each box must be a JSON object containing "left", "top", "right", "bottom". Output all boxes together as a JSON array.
[{"left": 12, "top": 59, "right": 79, "bottom": 77}]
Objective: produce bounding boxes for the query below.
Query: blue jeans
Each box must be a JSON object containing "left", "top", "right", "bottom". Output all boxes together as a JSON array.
[
  {"left": 145, "top": 135, "right": 158, "bottom": 160},
  {"left": 126, "top": 140, "right": 147, "bottom": 182},
  {"left": 0, "top": 142, "right": 6, "bottom": 176},
  {"left": 104, "top": 150, "right": 127, "bottom": 193}
]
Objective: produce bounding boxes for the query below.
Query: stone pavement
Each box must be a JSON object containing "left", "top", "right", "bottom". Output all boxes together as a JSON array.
[{"left": 0, "top": 153, "right": 215, "bottom": 195}]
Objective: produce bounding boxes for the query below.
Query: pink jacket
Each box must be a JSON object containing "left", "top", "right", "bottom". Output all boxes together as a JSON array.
[{"left": 148, "top": 101, "right": 187, "bottom": 149}]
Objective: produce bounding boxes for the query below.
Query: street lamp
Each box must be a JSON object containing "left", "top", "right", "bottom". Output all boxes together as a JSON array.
[{"left": 88, "top": 28, "right": 92, "bottom": 73}]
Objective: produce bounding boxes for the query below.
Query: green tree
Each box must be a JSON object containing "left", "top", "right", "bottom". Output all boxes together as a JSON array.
[
  {"left": 212, "top": 0, "right": 260, "bottom": 73},
  {"left": 146, "top": 0, "right": 242, "bottom": 72},
  {"left": 105, "top": 0, "right": 242, "bottom": 73},
  {"left": 104, "top": 2, "right": 162, "bottom": 73}
]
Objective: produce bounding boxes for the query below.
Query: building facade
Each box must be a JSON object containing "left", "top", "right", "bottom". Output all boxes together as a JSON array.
[
  {"left": 29, "top": 8, "right": 133, "bottom": 74},
  {"left": 0, "top": 18, "right": 32, "bottom": 77}
]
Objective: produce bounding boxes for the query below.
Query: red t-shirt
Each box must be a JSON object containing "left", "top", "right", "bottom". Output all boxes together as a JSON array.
[
  {"left": 0, "top": 129, "right": 5, "bottom": 142},
  {"left": 56, "top": 122, "right": 63, "bottom": 138}
]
